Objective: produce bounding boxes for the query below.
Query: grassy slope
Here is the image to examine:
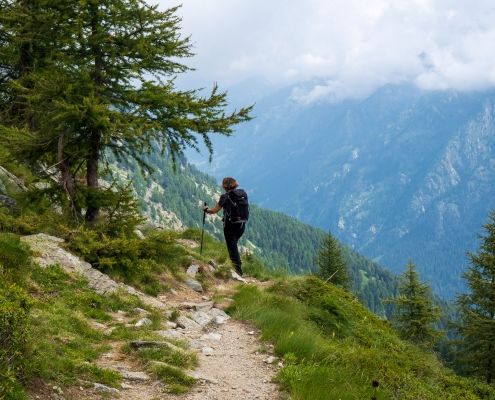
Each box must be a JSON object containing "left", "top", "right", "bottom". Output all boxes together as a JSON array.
[{"left": 227, "top": 277, "right": 494, "bottom": 399}]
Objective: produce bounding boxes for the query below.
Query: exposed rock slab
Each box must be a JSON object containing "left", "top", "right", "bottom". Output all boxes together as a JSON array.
[
  {"left": 176, "top": 315, "right": 202, "bottom": 331},
  {"left": 20, "top": 233, "right": 165, "bottom": 309}
]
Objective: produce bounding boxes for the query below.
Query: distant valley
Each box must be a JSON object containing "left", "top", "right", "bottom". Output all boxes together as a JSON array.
[{"left": 188, "top": 79, "right": 495, "bottom": 299}]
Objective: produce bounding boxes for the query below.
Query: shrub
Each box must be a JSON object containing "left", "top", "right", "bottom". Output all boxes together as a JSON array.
[
  {"left": 0, "top": 284, "right": 33, "bottom": 398},
  {"left": 0, "top": 233, "right": 32, "bottom": 286}
]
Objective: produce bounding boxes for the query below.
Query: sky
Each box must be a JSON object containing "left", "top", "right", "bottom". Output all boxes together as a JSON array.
[{"left": 154, "top": 0, "right": 495, "bottom": 103}]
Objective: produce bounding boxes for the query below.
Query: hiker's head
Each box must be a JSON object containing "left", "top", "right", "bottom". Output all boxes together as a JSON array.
[{"left": 222, "top": 177, "right": 239, "bottom": 191}]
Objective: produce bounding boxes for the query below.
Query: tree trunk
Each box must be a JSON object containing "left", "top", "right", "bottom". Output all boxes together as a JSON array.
[
  {"left": 58, "top": 130, "right": 80, "bottom": 219},
  {"left": 85, "top": 130, "right": 100, "bottom": 222},
  {"left": 85, "top": 3, "right": 104, "bottom": 223}
]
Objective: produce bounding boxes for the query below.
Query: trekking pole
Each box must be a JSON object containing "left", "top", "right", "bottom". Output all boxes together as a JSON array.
[{"left": 200, "top": 202, "right": 207, "bottom": 255}]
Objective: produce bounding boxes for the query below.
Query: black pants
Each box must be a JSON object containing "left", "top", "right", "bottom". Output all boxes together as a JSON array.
[{"left": 223, "top": 221, "right": 245, "bottom": 275}]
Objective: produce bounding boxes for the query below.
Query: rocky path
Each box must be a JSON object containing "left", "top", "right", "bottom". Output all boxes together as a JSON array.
[{"left": 22, "top": 233, "right": 282, "bottom": 400}]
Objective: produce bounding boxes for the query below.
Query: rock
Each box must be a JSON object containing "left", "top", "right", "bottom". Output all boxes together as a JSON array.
[
  {"left": 208, "top": 260, "right": 217, "bottom": 269},
  {"left": 130, "top": 341, "right": 181, "bottom": 352},
  {"left": 248, "top": 331, "right": 254, "bottom": 335},
  {"left": 170, "top": 289, "right": 178, "bottom": 296},
  {"left": 206, "top": 308, "right": 230, "bottom": 320},
  {"left": 120, "top": 371, "right": 150, "bottom": 381},
  {"left": 195, "top": 301, "right": 214, "bottom": 312},
  {"left": 132, "top": 307, "right": 149, "bottom": 315},
  {"left": 134, "top": 229, "right": 145, "bottom": 239},
  {"left": 188, "top": 339, "right": 205, "bottom": 349},
  {"left": 231, "top": 270, "right": 247, "bottom": 283},
  {"left": 178, "top": 302, "right": 196, "bottom": 310},
  {"left": 185, "top": 370, "right": 218, "bottom": 384},
  {"left": 202, "top": 347, "right": 214, "bottom": 356},
  {"left": 20, "top": 234, "right": 166, "bottom": 309},
  {"left": 264, "top": 356, "right": 276, "bottom": 364},
  {"left": 120, "top": 383, "right": 133, "bottom": 389},
  {"left": 135, "top": 318, "right": 152, "bottom": 327},
  {"left": 154, "top": 330, "right": 182, "bottom": 340},
  {"left": 186, "top": 264, "right": 200, "bottom": 278},
  {"left": 184, "top": 279, "right": 203, "bottom": 292},
  {"left": 93, "top": 383, "right": 120, "bottom": 394},
  {"left": 200, "top": 333, "right": 222, "bottom": 341},
  {"left": 165, "top": 321, "right": 177, "bottom": 329},
  {"left": 214, "top": 315, "right": 228, "bottom": 325},
  {"left": 0, "top": 166, "right": 26, "bottom": 192},
  {"left": 92, "top": 321, "right": 106, "bottom": 328},
  {"left": 0, "top": 195, "right": 19, "bottom": 214},
  {"left": 192, "top": 311, "right": 212, "bottom": 326}
]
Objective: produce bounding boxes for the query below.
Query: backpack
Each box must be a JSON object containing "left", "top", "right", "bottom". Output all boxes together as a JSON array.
[{"left": 225, "top": 189, "right": 249, "bottom": 224}]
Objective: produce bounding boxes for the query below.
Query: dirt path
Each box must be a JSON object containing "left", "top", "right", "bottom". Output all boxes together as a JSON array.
[{"left": 88, "top": 280, "right": 281, "bottom": 400}]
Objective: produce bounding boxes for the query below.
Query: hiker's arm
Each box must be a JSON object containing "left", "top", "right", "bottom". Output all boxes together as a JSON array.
[{"left": 203, "top": 203, "right": 222, "bottom": 214}]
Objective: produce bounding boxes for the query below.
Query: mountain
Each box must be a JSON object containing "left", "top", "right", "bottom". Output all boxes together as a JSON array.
[
  {"left": 106, "top": 150, "right": 410, "bottom": 317},
  {"left": 187, "top": 82, "right": 495, "bottom": 299}
]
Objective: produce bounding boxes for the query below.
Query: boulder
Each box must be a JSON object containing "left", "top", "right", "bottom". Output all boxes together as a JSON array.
[{"left": 184, "top": 279, "right": 203, "bottom": 292}]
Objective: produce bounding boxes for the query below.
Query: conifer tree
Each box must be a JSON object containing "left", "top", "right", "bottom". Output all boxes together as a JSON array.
[
  {"left": 452, "top": 210, "right": 495, "bottom": 384},
  {"left": 314, "top": 231, "right": 351, "bottom": 289},
  {"left": 383, "top": 260, "right": 442, "bottom": 345},
  {"left": 0, "top": 0, "right": 252, "bottom": 222}
]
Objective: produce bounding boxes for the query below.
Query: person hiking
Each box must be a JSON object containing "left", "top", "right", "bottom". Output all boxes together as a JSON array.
[{"left": 203, "top": 177, "right": 248, "bottom": 276}]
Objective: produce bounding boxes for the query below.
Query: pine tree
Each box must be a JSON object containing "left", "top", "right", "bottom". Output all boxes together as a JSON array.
[
  {"left": 314, "top": 230, "right": 351, "bottom": 289},
  {"left": 383, "top": 260, "right": 442, "bottom": 345},
  {"left": 452, "top": 210, "right": 495, "bottom": 384},
  {"left": 0, "top": 0, "right": 252, "bottom": 222}
]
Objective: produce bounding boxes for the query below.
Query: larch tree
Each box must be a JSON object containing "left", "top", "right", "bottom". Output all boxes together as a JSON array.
[
  {"left": 452, "top": 210, "right": 495, "bottom": 384},
  {"left": 0, "top": 0, "right": 252, "bottom": 222},
  {"left": 383, "top": 260, "right": 443, "bottom": 345},
  {"left": 314, "top": 230, "right": 351, "bottom": 290}
]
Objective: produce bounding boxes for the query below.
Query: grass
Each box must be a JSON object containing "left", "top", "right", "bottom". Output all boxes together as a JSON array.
[
  {"left": 227, "top": 278, "right": 495, "bottom": 399},
  {"left": 2, "top": 205, "right": 494, "bottom": 400}
]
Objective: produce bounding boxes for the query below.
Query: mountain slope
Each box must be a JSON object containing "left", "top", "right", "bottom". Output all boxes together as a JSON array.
[
  {"left": 190, "top": 83, "right": 495, "bottom": 299},
  {"left": 107, "top": 150, "right": 407, "bottom": 317}
]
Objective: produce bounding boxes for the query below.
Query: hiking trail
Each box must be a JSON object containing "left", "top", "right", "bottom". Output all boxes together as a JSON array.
[{"left": 23, "top": 234, "right": 282, "bottom": 400}]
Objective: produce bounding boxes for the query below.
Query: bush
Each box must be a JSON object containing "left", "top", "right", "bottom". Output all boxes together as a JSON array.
[
  {"left": 0, "top": 284, "right": 33, "bottom": 399},
  {"left": 0, "top": 233, "right": 32, "bottom": 286}
]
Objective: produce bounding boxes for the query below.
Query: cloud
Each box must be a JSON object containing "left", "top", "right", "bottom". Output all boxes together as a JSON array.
[{"left": 154, "top": 0, "right": 495, "bottom": 102}]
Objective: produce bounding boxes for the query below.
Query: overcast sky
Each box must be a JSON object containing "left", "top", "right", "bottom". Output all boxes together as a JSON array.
[{"left": 155, "top": 0, "right": 495, "bottom": 102}]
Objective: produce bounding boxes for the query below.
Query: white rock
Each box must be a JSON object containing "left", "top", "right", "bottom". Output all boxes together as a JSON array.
[
  {"left": 200, "top": 333, "right": 222, "bottom": 341},
  {"left": 154, "top": 330, "right": 182, "bottom": 339},
  {"left": 176, "top": 315, "right": 202, "bottom": 331},
  {"left": 165, "top": 321, "right": 177, "bottom": 329},
  {"left": 186, "top": 264, "right": 200, "bottom": 278},
  {"left": 120, "top": 383, "right": 133, "bottom": 389},
  {"left": 132, "top": 307, "right": 149, "bottom": 315},
  {"left": 202, "top": 347, "right": 214, "bottom": 356},
  {"left": 135, "top": 318, "right": 152, "bottom": 327},
  {"left": 206, "top": 308, "right": 230, "bottom": 320},
  {"left": 195, "top": 301, "right": 214, "bottom": 312},
  {"left": 192, "top": 311, "right": 212, "bottom": 326},
  {"left": 214, "top": 316, "right": 228, "bottom": 325},
  {"left": 121, "top": 371, "right": 150, "bottom": 381},
  {"left": 248, "top": 331, "right": 254, "bottom": 335},
  {"left": 170, "top": 289, "right": 178, "bottom": 296},
  {"left": 185, "top": 370, "right": 218, "bottom": 384},
  {"left": 93, "top": 383, "right": 120, "bottom": 394},
  {"left": 264, "top": 356, "right": 276, "bottom": 364}
]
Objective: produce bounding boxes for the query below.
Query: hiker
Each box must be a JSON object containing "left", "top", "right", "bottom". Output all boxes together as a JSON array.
[{"left": 203, "top": 177, "right": 249, "bottom": 276}]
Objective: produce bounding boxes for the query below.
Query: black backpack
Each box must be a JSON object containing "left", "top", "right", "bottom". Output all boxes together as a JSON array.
[{"left": 226, "top": 189, "right": 249, "bottom": 224}]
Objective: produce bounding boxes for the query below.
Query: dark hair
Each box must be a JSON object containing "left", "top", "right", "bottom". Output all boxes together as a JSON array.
[{"left": 222, "top": 177, "right": 239, "bottom": 191}]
